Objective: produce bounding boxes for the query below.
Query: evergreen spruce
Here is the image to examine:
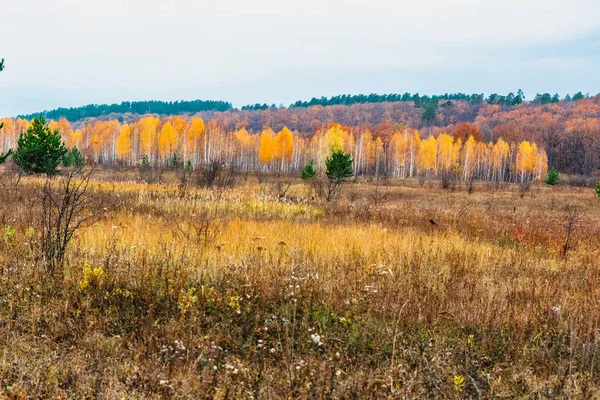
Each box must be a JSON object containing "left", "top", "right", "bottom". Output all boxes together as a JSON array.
[
  {"left": 301, "top": 161, "right": 316, "bottom": 180},
  {"left": 169, "top": 153, "right": 182, "bottom": 169},
  {"left": 13, "top": 116, "right": 68, "bottom": 175},
  {"left": 544, "top": 167, "right": 560, "bottom": 185},
  {"left": 325, "top": 151, "right": 354, "bottom": 183},
  {"left": 141, "top": 155, "right": 150, "bottom": 168},
  {"left": 63, "top": 147, "right": 85, "bottom": 168}
]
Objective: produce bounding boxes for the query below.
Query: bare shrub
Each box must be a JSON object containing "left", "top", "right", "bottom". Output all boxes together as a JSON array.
[
  {"left": 195, "top": 160, "right": 223, "bottom": 188},
  {"left": 518, "top": 180, "right": 531, "bottom": 198},
  {"left": 213, "top": 165, "right": 238, "bottom": 189},
  {"left": 174, "top": 209, "right": 221, "bottom": 256},
  {"left": 260, "top": 173, "right": 292, "bottom": 200},
  {"left": 371, "top": 174, "right": 389, "bottom": 207},
  {"left": 309, "top": 177, "right": 341, "bottom": 202},
  {"left": 195, "top": 161, "right": 238, "bottom": 189},
  {"left": 40, "top": 167, "right": 109, "bottom": 276},
  {"left": 176, "top": 161, "right": 194, "bottom": 193},
  {"left": 0, "top": 159, "right": 24, "bottom": 192},
  {"left": 440, "top": 170, "right": 454, "bottom": 190},
  {"left": 347, "top": 185, "right": 361, "bottom": 203},
  {"left": 418, "top": 173, "right": 426, "bottom": 186},
  {"left": 467, "top": 176, "right": 476, "bottom": 194}
]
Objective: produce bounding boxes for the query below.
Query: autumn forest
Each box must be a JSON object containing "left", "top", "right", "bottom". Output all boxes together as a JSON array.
[{"left": 7, "top": 92, "right": 600, "bottom": 182}]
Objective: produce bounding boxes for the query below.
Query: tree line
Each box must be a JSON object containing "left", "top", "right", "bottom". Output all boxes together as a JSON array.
[
  {"left": 246, "top": 90, "right": 591, "bottom": 110},
  {"left": 17, "top": 91, "right": 594, "bottom": 123},
  {"left": 0, "top": 116, "right": 547, "bottom": 185},
  {"left": 18, "top": 100, "right": 233, "bottom": 122}
]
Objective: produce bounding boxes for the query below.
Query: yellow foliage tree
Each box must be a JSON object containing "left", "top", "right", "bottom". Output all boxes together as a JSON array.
[
  {"left": 48, "top": 118, "right": 74, "bottom": 147},
  {"left": 186, "top": 117, "right": 206, "bottom": 163},
  {"left": 87, "top": 122, "right": 104, "bottom": 155},
  {"left": 139, "top": 116, "right": 160, "bottom": 156},
  {"left": 259, "top": 128, "right": 275, "bottom": 165},
  {"left": 71, "top": 130, "right": 83, "bottom": 149},
  {"left": 389, "top": 132, "right": 407, "bottom": 177},
  {"left": 491, "top": 138, "right": 510, "bottom": 181},
  {"left": 171, "top": 116, "right": 187, "bottom": 136},
  {"left": 235, "top": 127, "right": 251, "bottom": 147},
  {"left": 58, "top": 118, "right": 73, "bottom": 145},
  {"left": 516, "top": 141, "right": 533, "bottom": 182},
  {"left": 16, "top": 119, "right": 31, "bottom": 138},
  {"left": 274, "top": 127, "right": 294, "bottom": 169},
  {"left": 528, "top": 143, "right": 539, "bottom": 174},
  {"left": 419, "top": 136, "right": 437, "bottom": 174},
  {"left": 116, "top": 124, "right": 132, "bottom": 160},
  {"left": 436, "top": 133, "right": 457, "bottom": 174},
  {"left": 48, "top": 120, "right": 60, "bottom": 136},
  {"left": 325, "top": 124, "right": 345, "bottom": 153},
  {"left": 159, "top": 122, "right": 177, "bottom": 157}
]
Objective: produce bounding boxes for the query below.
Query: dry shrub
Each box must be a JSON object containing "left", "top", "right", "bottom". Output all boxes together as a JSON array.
[
  {"left": 40, "top": 168, "right": 110, "bottom": 276},
  {"left": 196, "top": 161, "right": 237, "bottom": 189}
]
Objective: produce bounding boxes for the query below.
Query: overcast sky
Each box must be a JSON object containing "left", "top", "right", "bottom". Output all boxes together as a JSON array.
[{"left": 1, "top": 0, "right": 599, "bottom": 117}]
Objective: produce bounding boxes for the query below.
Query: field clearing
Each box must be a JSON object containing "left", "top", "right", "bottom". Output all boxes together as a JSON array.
[{"left": 1, "top": 173, "right": 600, "bottom": 398}]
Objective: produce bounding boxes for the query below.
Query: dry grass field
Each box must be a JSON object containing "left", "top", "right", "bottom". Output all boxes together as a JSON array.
[{"left": 1, "top": 171, "right": 600, "bottom": 398}]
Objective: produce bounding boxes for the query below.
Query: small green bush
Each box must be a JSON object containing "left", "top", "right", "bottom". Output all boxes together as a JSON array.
[
  {"left": 301, "top": 161, "right": 316, "bottom": 180},
  {"left": 544, "top": 167, "right": 560, "bottom": 185}
]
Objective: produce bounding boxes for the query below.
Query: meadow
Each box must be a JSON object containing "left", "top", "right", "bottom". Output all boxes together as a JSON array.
[{"left": 1, "top": 171, "right": 599, "bottom": 398}]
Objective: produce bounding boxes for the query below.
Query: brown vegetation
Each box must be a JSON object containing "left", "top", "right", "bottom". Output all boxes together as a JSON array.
[{"left": 1, "top": 170, "right": 600, "bottom": 398}]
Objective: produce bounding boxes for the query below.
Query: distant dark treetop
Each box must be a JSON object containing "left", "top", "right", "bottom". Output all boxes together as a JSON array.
[
  {"left": 19, "top": 99, "right": 234, "bottom": 122},
  {"left": 282, "top": 90, "right": 582, "bottom": 110},
  {"left": 286, "top": 92, "right": 492, "bottom": 109}
]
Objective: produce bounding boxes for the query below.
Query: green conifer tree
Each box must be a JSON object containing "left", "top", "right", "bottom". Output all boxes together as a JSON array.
[
  {"left": 325, "top": 150, "right": 353, "bottom": 183},
  {"left": 13, "top": 116, "right": 68, "bottom": 175},
  {"left": 63, "top": 147, "right": 85, "bottom": 168},
  {"left": 301, "top": 161, "right": 316, "bottom": 180},
  {"left": 544, "top": 167, "right": 560, "bottom": 186}
]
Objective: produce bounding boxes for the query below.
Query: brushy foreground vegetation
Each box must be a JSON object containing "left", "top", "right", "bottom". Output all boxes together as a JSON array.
[{"left": 1, "top": 171, "right": 600, "bottom": 398}]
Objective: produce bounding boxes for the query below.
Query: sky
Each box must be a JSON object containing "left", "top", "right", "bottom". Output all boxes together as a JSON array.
[{"left": 1, "top": 0, "right": 599, "bottom": 117}]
